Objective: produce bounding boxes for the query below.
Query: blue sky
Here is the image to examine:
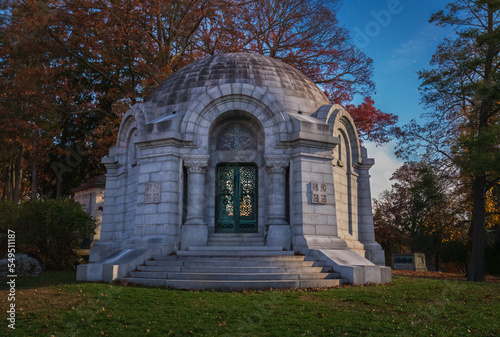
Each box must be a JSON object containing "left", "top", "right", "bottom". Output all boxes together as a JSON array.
[{"left": 336, "top": 0, "right": 453, "bottom": 197}]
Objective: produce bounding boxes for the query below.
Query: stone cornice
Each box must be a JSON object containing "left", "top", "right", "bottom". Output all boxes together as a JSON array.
[
  {"left": 136, "top": 138, "right": 184, "bottom": 150},
  {"left": 279, "top": 138, "right": 336, "bottom": 151},
  {"left": 101, "top": 156, "right": 122, "bottom": 170},
  {"left": 354, "top": 161, "right": 374, "bottom": 172}
]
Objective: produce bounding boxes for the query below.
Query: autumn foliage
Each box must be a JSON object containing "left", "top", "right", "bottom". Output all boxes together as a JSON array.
[
  {"left": 346, "top": 96, "right": 400, "bottom": 143},
  {"left": 0, "top": 0, "right": 397, "bottom": 200}
]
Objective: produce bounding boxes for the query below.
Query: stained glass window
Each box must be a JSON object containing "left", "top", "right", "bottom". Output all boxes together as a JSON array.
[{"left": 216, "top": 124, "right": 257, "bottom": 150}]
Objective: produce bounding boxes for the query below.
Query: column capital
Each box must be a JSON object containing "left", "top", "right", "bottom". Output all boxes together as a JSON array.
[
  {"left": 183, "top": 155, "right": 210, "bottom": 173},
  {"left": 264, "top": 155, "right": 290, "bottom": 173}
]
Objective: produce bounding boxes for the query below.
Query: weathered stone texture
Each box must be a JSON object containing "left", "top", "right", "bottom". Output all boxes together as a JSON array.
[{"left": 79, "top": 53, "right": 388, "bottom": 285}]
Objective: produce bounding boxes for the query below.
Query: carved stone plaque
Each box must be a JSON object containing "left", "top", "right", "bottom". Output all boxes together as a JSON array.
[
  {"left": 145, "top": 182, "right": 161, "bottom": 204},
  {"left": 311, "top": 182, "right": 327, "bottom": 204}
]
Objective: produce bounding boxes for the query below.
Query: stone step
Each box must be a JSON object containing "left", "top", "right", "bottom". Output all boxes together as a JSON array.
[
  {"left": 208, "top": 236, "right": 264, "bottom": 241},
  {"left": 145, "top": 259, "right": 316, "bottom": 268},
  {"left": 129, "top": 271, "right": 339, "bottom": 280},
  {"left": 126, "top": 251, "right": 345, "bottom": 290},
  {"left": 137, "top": 265, "right": 328, "bottom": 274},
  {"left": 137, "top": 265, "right": 182, "bottom": 272},
  {"left": 123, "top": 278, "right": 346, "bottom": 290},
  {"left": 208, "top": 238, "right": 264, "bottom": 242},
  {"left": 208, "top": 241, "right": 265, "bottom": 246},
  {"left": 177, "top": 250, "right": 294, "bottom": 257},
  {"left": 150, "top": 254, "right": 305, "bottom": 261},
  {"left": 188, "top": 245, "right": 283, "bottom": 251},
  {"left": 208, "top": 233, "right": 263, "bottom": 238},
  {"left": 208, "top": 236, "right": 264, "bottom": 240}
]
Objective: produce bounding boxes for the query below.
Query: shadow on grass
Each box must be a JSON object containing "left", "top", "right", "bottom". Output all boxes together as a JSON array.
[{"left": 0, "top": 270, "right": 80, "bottom": 290}]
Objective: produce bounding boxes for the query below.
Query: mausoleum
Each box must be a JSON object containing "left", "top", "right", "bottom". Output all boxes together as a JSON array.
[{"left": 77, "top": 53, "right": 391, "bottom": 288}]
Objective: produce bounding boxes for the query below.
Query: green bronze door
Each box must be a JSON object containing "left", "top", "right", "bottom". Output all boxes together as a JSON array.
[{"left": 216, "top": 164, "right": 257, "bottom": 233}]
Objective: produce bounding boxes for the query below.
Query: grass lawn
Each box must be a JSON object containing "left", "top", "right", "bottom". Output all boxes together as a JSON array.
[{"left": 1, "top": 271, "right": 499, "bottom": 336}]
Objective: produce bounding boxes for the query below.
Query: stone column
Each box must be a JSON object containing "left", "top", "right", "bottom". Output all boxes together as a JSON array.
[
  {"left": 357, "top": 160, "right": 385, "bottom": 265},
  {"left": 181, "top": 155, "right": 210, "bottom": 250},
  {"left": 264, "top": 155, "right": 291, "bottom": 250}
]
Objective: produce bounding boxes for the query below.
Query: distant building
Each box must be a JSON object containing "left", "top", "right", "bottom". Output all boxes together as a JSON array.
[{"left": 72, "top": 175, "right": 105, "bottom": 247}]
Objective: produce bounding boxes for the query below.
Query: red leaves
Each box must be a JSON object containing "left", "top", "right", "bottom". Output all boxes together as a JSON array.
[
  {"left": 0, "top": 0, "right": 397, "bottom": 199},
  {"left": 346, "top": 96, "right": 400, "bottom": 144}
]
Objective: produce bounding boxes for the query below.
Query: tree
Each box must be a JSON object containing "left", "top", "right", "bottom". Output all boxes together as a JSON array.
[
  {"left": 373, "top": 163, "right": 466, "bottom": 270},
  {"left": 232, "top": 0, "right": 374, "bottom": 104},
  {"left": 224, "top": 0, "right": 398, "bottom": 144},
  {"left": 0, "top": 0, "right": 399, "bottom": 201},
  {"left": 398, "top": 0, "right": 500, "bottom": 281}
]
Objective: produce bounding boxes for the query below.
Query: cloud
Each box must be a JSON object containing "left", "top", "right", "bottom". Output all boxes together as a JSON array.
[{"left": 364, "top": 141, "right": 402, "bottom": 199}]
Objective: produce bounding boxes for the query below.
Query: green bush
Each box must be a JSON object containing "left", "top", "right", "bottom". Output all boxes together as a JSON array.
[
  {"left": 0, "top": 199, "right": 19, "bottom": 229},
  {"left": 0, "top": 199, "right": 96, "bottom": 270}
]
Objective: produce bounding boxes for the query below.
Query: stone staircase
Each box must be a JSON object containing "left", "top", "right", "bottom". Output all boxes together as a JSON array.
[
  {"left": 123, "top": 246, "right": 347, "bottom": 290},
  {"left": 208, "top": 233, "right": 265, "bottom": 246}
]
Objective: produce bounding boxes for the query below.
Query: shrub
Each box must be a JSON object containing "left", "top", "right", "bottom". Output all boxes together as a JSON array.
[{"left": 0, "top": 199, "right": 96, "bottom": 270}]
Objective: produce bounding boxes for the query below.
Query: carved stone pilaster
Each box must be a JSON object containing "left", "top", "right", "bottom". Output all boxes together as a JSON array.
[
  {"left": 264, "top": 155, "right": 290, "bottom": 173},
  {"left": 357, "top": 159, "right": 385, "bottom": 265},
  {"left": 181, "top": 155, "right": 210, "bottom": 249},
  {"left": 263, "top": 155, "right": 291, "bottom": 249},
  {"left": 183, "top": 155, "right": 210, "bottom": 173}
]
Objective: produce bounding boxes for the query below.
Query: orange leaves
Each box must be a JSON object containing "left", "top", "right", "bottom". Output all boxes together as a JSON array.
[{"left": 1, "top": 0, "right": 383, "bottom": 199}]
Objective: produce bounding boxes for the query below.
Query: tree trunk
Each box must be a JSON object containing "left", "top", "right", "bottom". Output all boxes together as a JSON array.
[
  {"left": 31, "top": 139, "right": 38, "bottom": 200},
  {"left": 13, "top": 147, "right": 24, "bottom": 204},
  {"left": 1, "top": 165, "right": 8, "bottom": 200},
  {"left": 5, "top": 160, "right": 13, "bottom": 200},
  {"left": 467, "top": 174, "right": 486, "bottom": 282},
  {"left": 31, "top": 162, "right": 38, "bottom": 200},
  {"left": 56, "top": 175, "right": 63, "bottom": 199}
]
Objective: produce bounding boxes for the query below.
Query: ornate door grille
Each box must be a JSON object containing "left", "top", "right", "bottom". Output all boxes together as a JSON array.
[{"left": 215, "top": 164, "right": 257, "bottom": 233}]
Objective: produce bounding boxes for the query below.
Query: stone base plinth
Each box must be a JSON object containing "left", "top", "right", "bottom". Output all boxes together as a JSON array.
[
  {"left": 266, "top": 224, "right": 291, "bottom": 250},
  {"left": 181, "top": 223, "right": 208, "bottom": 250}
]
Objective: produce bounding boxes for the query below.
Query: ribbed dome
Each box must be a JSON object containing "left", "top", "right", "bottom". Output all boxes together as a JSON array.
[{"left": 146, "top": 53, "right": 330, "bottom": 116}]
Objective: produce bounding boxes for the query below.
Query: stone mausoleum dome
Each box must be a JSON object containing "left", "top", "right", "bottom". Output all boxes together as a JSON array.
[
  {"left": 78, "top": 52, "right": 390, "bottom": 289},
  {"left": 147, "top": 53, "right": 331, "bottom": 118}
]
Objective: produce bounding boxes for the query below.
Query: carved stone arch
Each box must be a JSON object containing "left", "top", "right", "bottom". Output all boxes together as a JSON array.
[
  {"left": 320, "top": 104, "right": 362, "bottom": 167},
  {"left": 125, "top": 127, "right": 139, "bottom": 167},
  {"left": 184, "top": 96, "right": 285, "bottom": 150},
  {"left": 180, "top": 83, "right": 292, "bottom": 150},
  {"left": 338, "top": 117, "right": 360, "bottom": 167},
  {"left": 338, "top": 128, "right": 352, "bottom": 170},
  {"left": 116, "top": 103, "right": 150, "bottom": 149},
  {"left": 116, "top": 115, "right": 136, "bottom": 149}
]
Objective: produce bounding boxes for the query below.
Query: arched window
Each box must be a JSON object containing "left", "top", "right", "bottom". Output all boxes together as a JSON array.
[{"left": 216, "top": 123, "right": 257, "bottom": 150}]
